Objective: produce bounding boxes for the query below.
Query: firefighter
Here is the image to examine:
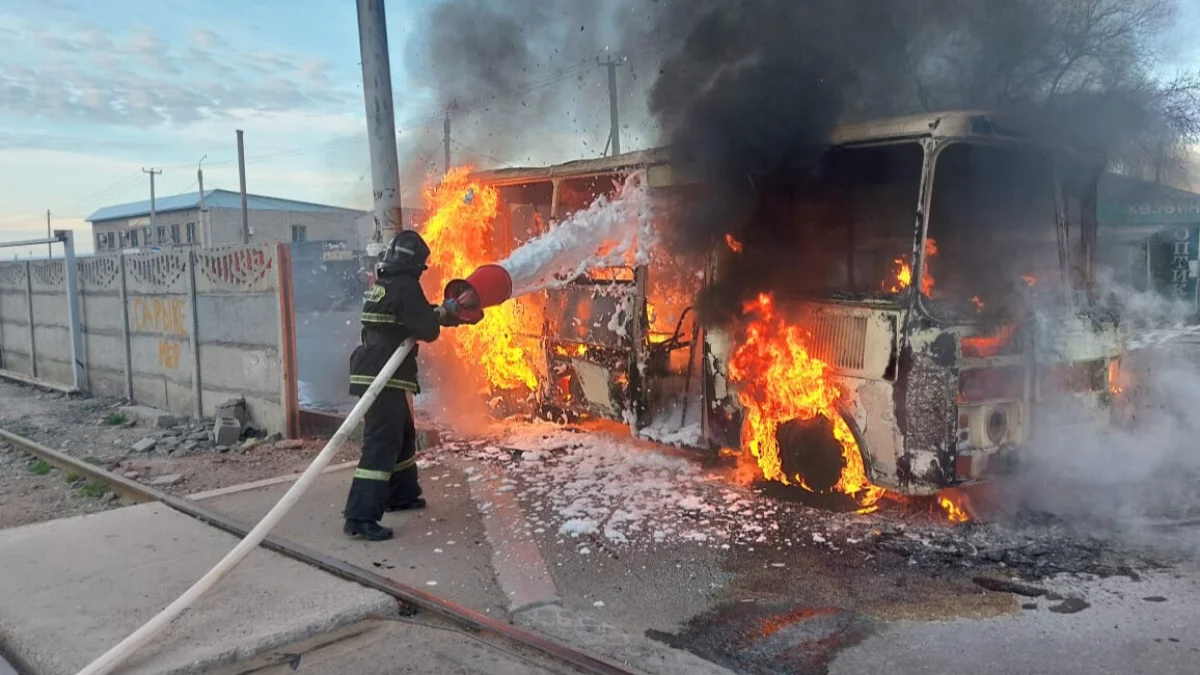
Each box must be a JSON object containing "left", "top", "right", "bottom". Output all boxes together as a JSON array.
[{"left": 343, "top": 229, "right": 459, "bottom": 541}]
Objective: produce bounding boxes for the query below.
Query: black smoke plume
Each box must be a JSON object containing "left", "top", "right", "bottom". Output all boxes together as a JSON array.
[
  {"left": 403, "top": 0, "right": 641, "bottom": 170},
  {"left": 640, "top": 0, "right": 1198, "bottom": 321}
]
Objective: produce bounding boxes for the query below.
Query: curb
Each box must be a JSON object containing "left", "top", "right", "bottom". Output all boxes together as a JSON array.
[{"left": 454, "top": 458, "right": 562, "bottom": 617}]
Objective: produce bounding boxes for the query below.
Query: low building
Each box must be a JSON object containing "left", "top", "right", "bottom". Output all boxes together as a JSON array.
[{"left": 86, "top": 190, "right": 366, "bottom": 252}]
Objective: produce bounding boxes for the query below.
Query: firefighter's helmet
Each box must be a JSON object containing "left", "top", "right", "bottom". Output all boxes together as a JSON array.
[{"left": 376, "top": 230, "right": 430, "bottom": 277}]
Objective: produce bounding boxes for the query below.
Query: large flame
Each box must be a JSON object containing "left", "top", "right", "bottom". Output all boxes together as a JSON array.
[
  {"left": 419, "top": 166, "right": 542, "bottom": 392},
  {"left": 727, "top": 293, "right": 885, "bottom": 507}
]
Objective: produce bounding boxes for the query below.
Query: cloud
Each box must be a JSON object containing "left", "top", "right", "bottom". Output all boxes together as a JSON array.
[
  {"left": 0, "top": 14, "right": 356, "bottom": 133},
  {"left": 191, "top": 29, "right": 226, "bottom": 50}
]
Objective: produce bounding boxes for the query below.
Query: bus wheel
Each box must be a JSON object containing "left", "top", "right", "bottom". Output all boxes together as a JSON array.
[{"left": 776, "top": 415, "right": 845, "bottom": 494}]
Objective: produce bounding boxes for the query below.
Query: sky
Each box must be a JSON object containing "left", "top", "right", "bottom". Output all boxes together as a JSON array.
[
  {"left": 0, "top": 0, "right": 625, "bottom": 259},
  {"left": 1, "top": 0, "right": 1199, "bottom": 259}
]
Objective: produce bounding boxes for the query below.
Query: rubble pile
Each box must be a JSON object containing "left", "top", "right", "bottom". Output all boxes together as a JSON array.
[{"left": 865, "top": 518, "right": 1177, "bottom": 581}]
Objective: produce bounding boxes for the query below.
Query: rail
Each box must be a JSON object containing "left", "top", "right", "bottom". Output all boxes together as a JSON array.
[{"left": 0, "top": 427, "right": 643, "bottom": 675}]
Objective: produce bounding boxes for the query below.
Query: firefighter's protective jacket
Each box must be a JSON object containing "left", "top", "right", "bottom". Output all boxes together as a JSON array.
[{"left": 348, "top": 273, "right": 440, "bottom": 395}]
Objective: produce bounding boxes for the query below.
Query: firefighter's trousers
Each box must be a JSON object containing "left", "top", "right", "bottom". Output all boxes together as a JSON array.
[{"left": 344, "top": 388, "right": 422, "bottom": 523}]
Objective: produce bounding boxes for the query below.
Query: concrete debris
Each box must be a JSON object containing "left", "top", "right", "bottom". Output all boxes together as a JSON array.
[
  {"left": 149, "top": 474, "right": 183, "bottom": 487},
  {"left": 212, "top": 417, "right": 241, "bottom": 447},
  {"left": 131, "top": 437, "right": 157, "bottom": 453},
  {"left": 215, "top": 445, "right": 230, "bottom": 453},
  {"left": 274, "top": 439, "right": 305, "bottom": 450},
  {"left": 188, "top": 431, "right": 209, "bottom": 442},
  {"left": 265, "top": 432, "right": 284, "bottom": 444},
  {"left": 216, "top": 397, "right": 249, "bottom": 429},
  {"left": 119, "top": 405, "right": 182, "bottom": 429},
  {"left": 104, "top": 492, "right": 119, "bottom": 503}
]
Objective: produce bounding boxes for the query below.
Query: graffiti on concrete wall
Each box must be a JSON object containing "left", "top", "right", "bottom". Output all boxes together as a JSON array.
[{"left": 132, "top": 297, "right": 187, "bottom": 370}]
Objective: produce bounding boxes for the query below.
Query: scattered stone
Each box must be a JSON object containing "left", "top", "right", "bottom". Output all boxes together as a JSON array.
[
  {"left": 148, "top": 474, "right": 184, "bottom": 487},
  {"left": 180, "top": 441, "right": 200, "bottom": 455},
  {"left": 1048, "top": 597, "right": 1090, "bottom": 614},
  {"left": 131, "top": 437, "right": 157, "bottom": 453},
  {"left": 972, "top": 576, "right": 1048, "bottom": 598},
  {"left": 124, "top": 472, "right": 140, "bottom": 480},
  {"left": 1021, "top": 602, "right": 1039, "bottom": 610},
  {"left": 215, "top": 445, "right": 230, "bottom": 453},
  {"left": 240, "top": 438, "right": 262, "bottom": 452},
  {"left": 1143, "top": 596, "right": 1168, "bottom": 603},
  {"left": 265, "top": 432, "right": 284, "bottom": 444},
  {"left": 275, "top": 439, "right": 305, "bottom": 450},
  {"left": 158, "top": 437, "right": 182, "bottom": 453},
  {"left": 187, "top": 431, "right": 209, "bottom": 442},
  {"left": 104, "top": 492, "right": 120, "bottom": 503}
]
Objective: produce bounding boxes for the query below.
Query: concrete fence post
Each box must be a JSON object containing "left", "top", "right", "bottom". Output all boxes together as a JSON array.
[
  {"left": 60, "top": 231, "right": 86, "bottom": 392},
  {"left": 24, "top": 261, "right": 35, "bottom": 378},
  {"left": 118, "top": 254, "right": 133, "bottom": 400},
  {"left": 186, "top": 249, "right": 203, "bottom": 419}
]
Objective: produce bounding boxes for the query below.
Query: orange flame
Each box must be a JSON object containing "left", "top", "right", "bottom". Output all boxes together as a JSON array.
[
  {"left": 886, "top": 238, "right": 937, "bottom": 295},
  {"left": 961, "top": 324, "right": 1018, "bottom": 359},
  {"left": 939, "top": 495, "right": 970, "bottom": 523},
  {"left": 419, "top": 166, "right": 542, "bottom": 392},
  {"left": 727, "top": 293, "right": 885, "bottom": 507},
  {"left": 725, "top": 234, "right": 744, "bottom": 253},
  {"left": 971, "top": 296, "right": 986, "bottom": 312}
]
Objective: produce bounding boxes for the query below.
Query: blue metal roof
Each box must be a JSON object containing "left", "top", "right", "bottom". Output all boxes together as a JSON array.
[{"left": 86, "top": 189, "right": 362, "bottom": 223}]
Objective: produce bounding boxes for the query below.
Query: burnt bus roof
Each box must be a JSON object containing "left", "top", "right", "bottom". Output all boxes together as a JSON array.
[{"left": 470, "top": 110, "right": 1056, "bottom": 188}]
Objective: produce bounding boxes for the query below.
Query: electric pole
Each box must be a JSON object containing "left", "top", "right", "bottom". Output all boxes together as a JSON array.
[
  {"left": 444, "top": 109, "right": 452, "bottom": 176},
  {"left": 357, "top": 0, "right": 404, "bottom": 241},
  {"left": 46, "top": 210, "right": 51, "bottom": 259},
  {"left": 236, "top": 130, "right": 249, "bottom": 245},
  {"left": 197, "top": 156, "right": 208, "bottom": 247},
  {"left": 143, "top": 168, "right": 162, "bottom": 240},
  {"left": 598, "top": 55, "right": 626, "bottom": 156}
]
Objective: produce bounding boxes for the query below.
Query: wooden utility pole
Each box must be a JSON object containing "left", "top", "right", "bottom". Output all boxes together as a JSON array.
[
  {"left": 45, "top": 210, "right": 51, "bottom": 259},
  {"left": 236, "top": 130, "right": 249, "bottom": 245},
  {"left": 598, "top": 55, "right": 626, "bottom": 156}
]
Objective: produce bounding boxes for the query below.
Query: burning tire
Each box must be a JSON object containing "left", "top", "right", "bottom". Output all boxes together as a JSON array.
[
  {"left": 768, "top": 414, "right": 863, "bottom": 512},
  {"left": 776, "top": 415, "right": 845, "bottom": 493}
]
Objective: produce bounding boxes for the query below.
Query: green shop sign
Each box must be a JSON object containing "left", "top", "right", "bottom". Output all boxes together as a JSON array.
[{"left": 1099, "top": 199, "right": 1200, "bottom": 225}]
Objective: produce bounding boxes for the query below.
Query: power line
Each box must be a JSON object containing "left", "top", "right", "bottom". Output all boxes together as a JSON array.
[{"left": 448, "top": 138, "right": 516, "bottom": 169}]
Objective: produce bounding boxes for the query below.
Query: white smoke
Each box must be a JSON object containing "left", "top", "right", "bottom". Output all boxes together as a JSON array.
[
  {"left": 1011, "top": 269, "right": 1200, "bottom": 553},
  {"left": 500, "top": 172, "right": 656, "bottom": 297}
]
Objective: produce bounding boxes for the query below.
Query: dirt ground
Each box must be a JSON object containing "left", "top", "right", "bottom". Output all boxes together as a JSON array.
[{"left": 0, "top": 378, "right": 362, "bottom": 529}]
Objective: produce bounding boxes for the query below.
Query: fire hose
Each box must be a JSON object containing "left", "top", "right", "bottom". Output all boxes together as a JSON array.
[
  {"left": 75, "top": 265, "right": 514, "bottom": 675},
  {"left": 75, "top": 337, "right": 418, "bottom": 675}
]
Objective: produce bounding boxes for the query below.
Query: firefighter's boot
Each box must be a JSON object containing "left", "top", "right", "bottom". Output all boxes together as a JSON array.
[{"left": 344, "top": 519, "right": 394, "bottom": 541}]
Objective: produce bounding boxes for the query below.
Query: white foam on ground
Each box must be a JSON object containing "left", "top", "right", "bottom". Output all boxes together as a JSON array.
[{"left": 453, "top": 422, "right": 831, "bottom": 550}]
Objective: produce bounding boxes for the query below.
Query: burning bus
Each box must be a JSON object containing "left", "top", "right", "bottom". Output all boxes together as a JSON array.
[{"left": 425, "top": 110, "right": 1122, "bottom": 505}]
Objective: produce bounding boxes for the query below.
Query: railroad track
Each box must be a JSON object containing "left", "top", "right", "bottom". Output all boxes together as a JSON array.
[{"left": 0, "top": 427, "right": 643, "bottom": 675}]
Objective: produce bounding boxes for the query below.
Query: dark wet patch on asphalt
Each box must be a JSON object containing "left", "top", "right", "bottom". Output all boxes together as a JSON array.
[{"left": 646, "top": 601, "right": 876, "bottom": 675}]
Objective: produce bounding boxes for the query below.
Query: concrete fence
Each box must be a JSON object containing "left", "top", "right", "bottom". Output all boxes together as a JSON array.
[{"left": 0, "top": 244, "right": 299, "bottom": 437}]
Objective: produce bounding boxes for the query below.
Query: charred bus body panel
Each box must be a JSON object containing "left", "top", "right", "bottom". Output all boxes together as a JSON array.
[{"left": 471, "top": 110, "right": 1121, "bottom": 496}]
